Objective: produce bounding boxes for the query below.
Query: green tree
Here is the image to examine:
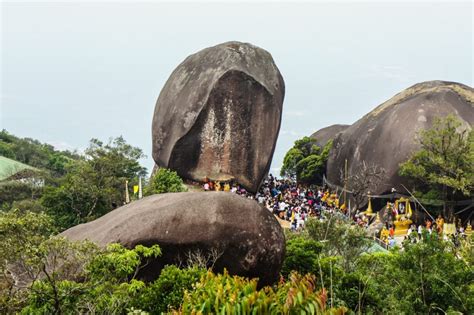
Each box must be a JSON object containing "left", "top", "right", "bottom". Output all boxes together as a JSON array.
[
  {"left": 42, "top": 137, "right": 147, "bottom": 230},
  {"left": 0, "top": 209, "right": 162, "bottom": 315},
  {"left": 0, "top": 129, "right": 80, "bottom": 177},
  {"left": 0, "top": 209, "right": 166, "bottom": 314},
  {"left": 355, "top": 234, "right": 473, "bottom": 314},
  {"left": 281, "top": 236, "right": 322, "bottom": 277},
  {"left": 335, "top": 271, "right": 384, "bottom": 314},
  {"left": 281, "top": 136, "right": 332, "bottom": 184},
  {"left": 136, "top": 265, "right": 205, "bottom": 314},
  {"left": 0, "top": 181, "right": 44, "bottom": 209},
  {"left": 305, "top": 215, "right": 371, "bottom": 272},
  {"left": 0, "top": 210, "right": 57, "bottom": 313},
  {"left": 399, "top": 115, "right": 474, "bottom": 218},
  {"left": 145, "top": 168, "right": 186, "bottom": 196},
  {"left": 22, "top": 242, "right": 161, "bottom": 314}
]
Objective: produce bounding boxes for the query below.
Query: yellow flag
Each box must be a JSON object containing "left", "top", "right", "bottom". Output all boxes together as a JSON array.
[{"left": 133, "top": 185, "right": 139, "bottom": 194}]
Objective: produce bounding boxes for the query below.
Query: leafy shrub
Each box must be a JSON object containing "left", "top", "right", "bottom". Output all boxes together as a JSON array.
[
  {"left": 135, "top": 265, "right": 205, "bottom": 314},
  {"left": 354, "top": 236, "right": 474, "bottom": 314},
  {"left": 305, "top": 216, "right": 370, "bottom": 271},
  {"left": 145, "top": 168, "right": 186, "bottom": 195},
  {"left": 180, "top": 270, "right": 346, "bottom": 314},
  {"left": 281, "top": 236, "right": 322, "bottom": 277},
  {"left": 9, "top": 237, "right": 161, "bottom": 314},
  {"left": 336, "top": 272, "right": 382, "bottom": 313},
  {"left": 41, "top": 137, "right": 147, "bottom": 230},
  {"left": 280, "top": 136, "right": 332, "bottom": 183}
]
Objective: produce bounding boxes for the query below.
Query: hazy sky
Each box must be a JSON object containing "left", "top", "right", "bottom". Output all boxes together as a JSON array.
[{"left": 1, "top": 1, "right": 472, "bottom": 174}]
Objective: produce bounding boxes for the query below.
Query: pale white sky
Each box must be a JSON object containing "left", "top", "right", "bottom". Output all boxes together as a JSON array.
[{"left": 1, "top": 1, "right": 473, "bottom": 174}]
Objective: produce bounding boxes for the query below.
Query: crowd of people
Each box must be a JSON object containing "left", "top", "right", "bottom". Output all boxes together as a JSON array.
[
  {"left": 202, "top": 174, "right": 360, "bottom": 231},
  {"left": 201, "top": 174, "right": 472, "bottom": 248}
]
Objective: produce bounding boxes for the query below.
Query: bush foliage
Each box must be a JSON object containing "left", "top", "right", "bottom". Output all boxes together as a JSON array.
[
  {"left": 281, "top": 136, "right": 332, "bottom": 184},
  {"left": 145, "top": 168, "right": 187, "bottom": 196}
]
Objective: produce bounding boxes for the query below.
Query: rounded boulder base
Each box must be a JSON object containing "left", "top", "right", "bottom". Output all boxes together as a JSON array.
[
  {"left": 152, "top": 41, "right": 285, "bottom": 193},
  {"left": 61, "top": 192, "right": 286, "bottom": 286}
]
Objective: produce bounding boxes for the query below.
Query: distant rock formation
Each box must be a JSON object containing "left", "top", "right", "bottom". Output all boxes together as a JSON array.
[
  {"left": 61, "top": 192, "right": 286, "bottom": 286},
  {"left": 310, "top": 124, "right": 349, "bottom": 147},
  {"left": 152, "top": 41, "right": 285, "bottom": 193},
  {"left": 326, "top": 81, "right": 474, "bottom": 195}
]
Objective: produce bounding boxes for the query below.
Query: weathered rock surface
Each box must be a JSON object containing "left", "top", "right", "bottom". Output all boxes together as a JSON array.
[
  {"left": 310, "top": 124, "right": 349, "bottom": 147},
  {"left": 327, "top": 81, "right": 474, "bottom": 195},
  {"left": 152, "top": 41, "right": 285, "bottom": 193},
  {"left": 61, "top": 192, "right": 285, "bottom": 286}
]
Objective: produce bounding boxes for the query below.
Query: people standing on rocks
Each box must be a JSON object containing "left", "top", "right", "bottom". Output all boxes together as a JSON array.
[{"left": 197, "top": 174, "right": 469, "bottom": 246}]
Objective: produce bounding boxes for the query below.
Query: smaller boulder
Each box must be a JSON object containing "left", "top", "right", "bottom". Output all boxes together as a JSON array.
[
  {"left": 61, "top": 192, "right": 285, "bottom": 286},
  {"left": 310, "top": 124, "right": 349, "bottom": 147}
]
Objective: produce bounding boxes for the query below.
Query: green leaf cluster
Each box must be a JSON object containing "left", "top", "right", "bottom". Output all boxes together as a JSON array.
[
  {"left": 281, "top": 136, "right": 332, "bottom": 184},
  {"left": 136, "top": 265, "right": 205, "bottom": 314},
  {"left": 145, "top": 168, "right": 187, "bottom": 196},
  {"left": 281, "top": 236, "right": 322, "bottom": 277},
  {"left": 181, "top": 269, "right": 346, "bottom": 314},
  {"left": 41, "top": 136, "right": 147, "bottom": 230},
  {"left": 0, "top": 214, "right": 162, "bottom": 314},
  {"left": 399, "top": 114, "right": 474, "bottom": 209},
  {"left": 0, "top": 129, "right": 80, "bottom": 177},
  {"left": 283, "top": 226, "right": 473, "bottom": 314},
  {"left": 305, "top": 216, "right": 371, "bottom": 271}
]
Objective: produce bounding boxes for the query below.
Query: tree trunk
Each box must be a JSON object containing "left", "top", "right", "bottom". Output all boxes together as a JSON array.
[
  {"left": 443, "top": 185, "right": 455, "bottom": 221},
  {"left": 443, "top": 184, "right": 448, "bottom": 219}
]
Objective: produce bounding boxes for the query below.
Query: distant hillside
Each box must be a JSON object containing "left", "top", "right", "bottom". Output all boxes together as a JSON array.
[
  {"left": 0, "top": 130, "right": 80, "bottom": 177},
  {"left": 0, "top": 156, "right": 39, "bottom": 181}
]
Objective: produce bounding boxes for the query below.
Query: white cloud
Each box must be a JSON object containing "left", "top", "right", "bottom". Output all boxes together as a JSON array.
[{"left": 47, "top": 140, "right": 82, "bottom": 153}]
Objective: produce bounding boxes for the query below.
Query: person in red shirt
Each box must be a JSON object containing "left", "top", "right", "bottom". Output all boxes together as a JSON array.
[{"left": 389, "top": 226, "right": 395, "bottom": 238}]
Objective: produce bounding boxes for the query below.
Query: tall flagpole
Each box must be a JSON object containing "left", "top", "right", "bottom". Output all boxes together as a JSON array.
[
  {"left": 344, "top": 159, "right": 348, "bottom": 207},
  {"left": 138, "top": 176, "right": 143, "bottom": 199},
  {"left": 125, "top": 180, "right": 130, "bottom": 204}
]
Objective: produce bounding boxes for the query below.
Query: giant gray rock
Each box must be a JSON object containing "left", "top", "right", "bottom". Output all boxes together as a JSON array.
[
  {"left": 327, "top": 81, "right": 474, "bottom": 195},
  {"left": 310, "top": 124, "right": 349, "bottom": 147},
  {"left": 152, "top": 42, "right": 285, "bottom": 193},
  {"left": 61, "top": 192, "right": 286, "bottom": 286}
]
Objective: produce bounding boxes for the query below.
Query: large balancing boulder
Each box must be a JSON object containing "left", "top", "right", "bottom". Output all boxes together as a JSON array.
[
  {"left": 152, "top": 41, "right": 285, "bottom": 193},
  {"left": 327, "top": 81, "right": 474, "bottom": 195},
  {"left": 61, "top": 192, "right": 285, "bottom": 286}
]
